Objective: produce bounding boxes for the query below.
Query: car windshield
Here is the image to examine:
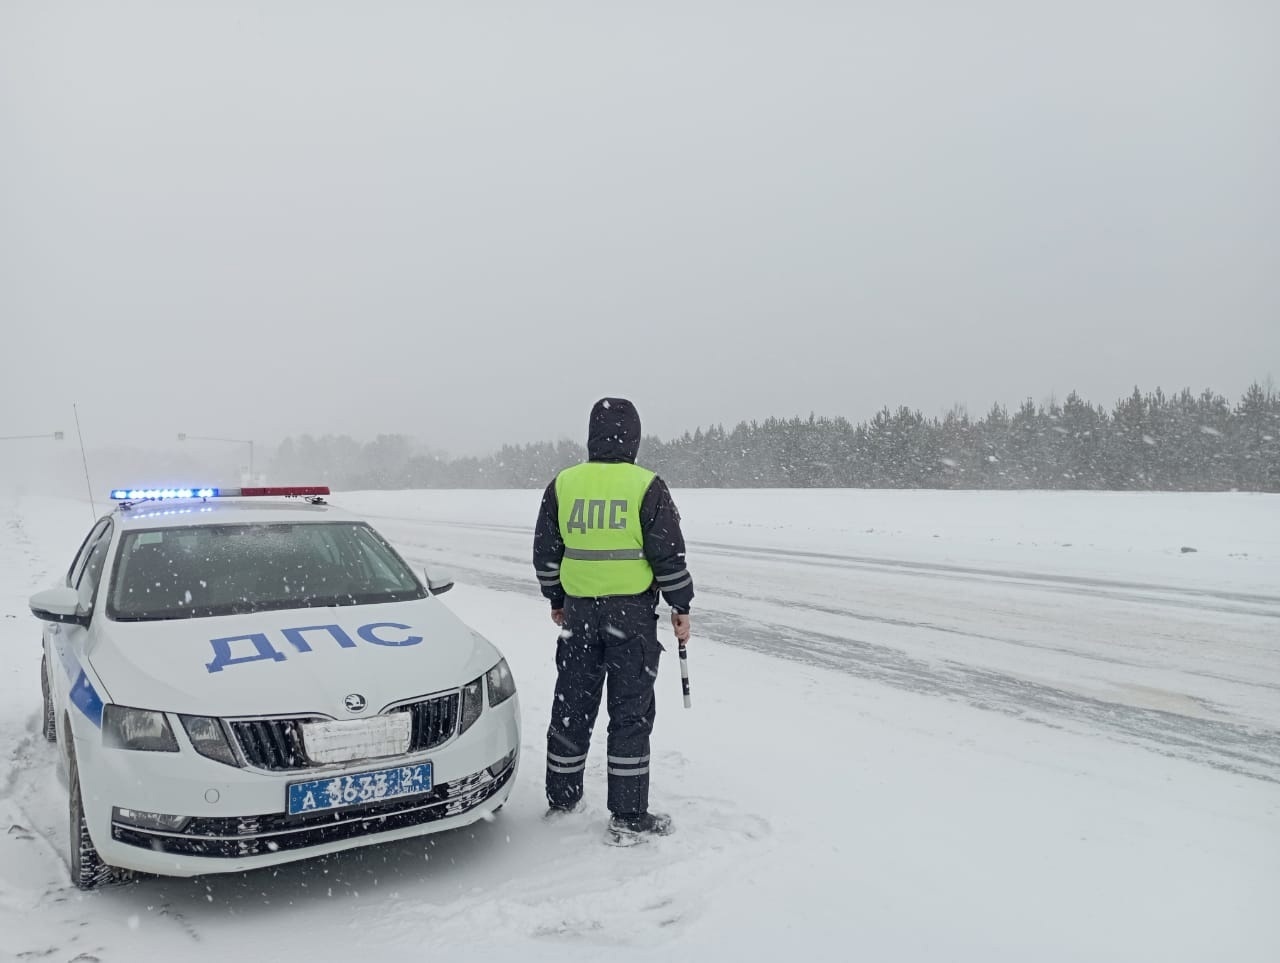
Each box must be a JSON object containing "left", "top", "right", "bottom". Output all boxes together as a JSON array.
[{"left": 106, "top": 521, "right": 426, "bottom": 621}]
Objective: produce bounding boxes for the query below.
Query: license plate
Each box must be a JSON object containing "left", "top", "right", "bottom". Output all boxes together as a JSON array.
[
  {"left": 301, "top": 714, "right": 411, "bottom": 765},
  {"left": 288, "top": 762, "right": 433, "bottom": 816}
]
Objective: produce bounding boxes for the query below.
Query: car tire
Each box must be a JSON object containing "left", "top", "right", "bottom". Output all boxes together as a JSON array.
[
  {"left": 41, "top": 655, "right": 57, "bottom": 743},
  {"left": 67, "top": 736, "right": 112, "bottom": 891}
]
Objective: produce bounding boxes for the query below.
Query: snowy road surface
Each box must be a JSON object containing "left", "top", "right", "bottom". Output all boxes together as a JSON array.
[{"left": 2, "top": 490, "right": 1277, "bottom": 962}]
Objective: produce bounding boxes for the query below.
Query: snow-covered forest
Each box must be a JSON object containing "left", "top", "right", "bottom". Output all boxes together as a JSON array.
[{"left": 271, "top": 384, "right": 1280, "bottom": 491}]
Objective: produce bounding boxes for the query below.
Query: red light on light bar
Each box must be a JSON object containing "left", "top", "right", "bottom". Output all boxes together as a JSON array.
[{"left": 236, "top": 487, "right": 330, "bottom": 497}]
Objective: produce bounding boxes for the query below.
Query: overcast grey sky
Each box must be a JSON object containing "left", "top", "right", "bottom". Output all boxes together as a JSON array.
[{"left": 2, "top": 1, "right": 1277, "bottom": 458}]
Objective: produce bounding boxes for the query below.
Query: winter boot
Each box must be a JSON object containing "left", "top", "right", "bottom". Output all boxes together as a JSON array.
[
  {"left": 606, "top": 811, "right": 673, "bottom": 845},
  {"left": 545, "top": 799, "right": 583, "bottom": 819}
]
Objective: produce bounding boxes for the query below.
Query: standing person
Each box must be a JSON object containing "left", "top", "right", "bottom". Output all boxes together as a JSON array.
[{"left": 533, "top": 398, "right": 694, "bottom": 842}]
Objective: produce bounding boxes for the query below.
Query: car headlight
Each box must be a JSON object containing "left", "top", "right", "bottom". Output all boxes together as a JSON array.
[
  {"left": 102, "top": 705, "right": 179, "bottom": 752},
  {"left": 486, "top": 659, "right": 516, "bottom": 707},
  {"left": 180, "top": 715, "right": 240, "bottom": 767},
  {"left": 458, "top": 676, "right": 484, "bottom": 735}
]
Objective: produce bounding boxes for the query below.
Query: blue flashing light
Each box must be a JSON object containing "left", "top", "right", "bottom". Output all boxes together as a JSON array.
[
  {"left": 133, "top": 506, "right": 215, "bottom": 519},
  {"left": 109, "top": 488, "right": 219, "bottom": 501}
]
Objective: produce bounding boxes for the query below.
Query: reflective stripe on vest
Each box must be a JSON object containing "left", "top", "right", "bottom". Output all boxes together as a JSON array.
[
  {"left": 563, "top": 547, "right": 647, "bottom": 561},
  {"left": 556, "top": 462, "right": 656, "bottom": 598}
]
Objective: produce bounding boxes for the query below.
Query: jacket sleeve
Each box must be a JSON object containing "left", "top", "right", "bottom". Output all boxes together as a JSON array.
[
  {"left": 532, "top": 481, "right": 566, "bottom": 608},
  {"left": 640, "top": 476, "right": 694, "bottom": 613}
]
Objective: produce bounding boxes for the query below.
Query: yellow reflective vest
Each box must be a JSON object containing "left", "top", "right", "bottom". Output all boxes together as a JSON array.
[{"left": 555, "top": 461, "right": 657, "bottom": 597}]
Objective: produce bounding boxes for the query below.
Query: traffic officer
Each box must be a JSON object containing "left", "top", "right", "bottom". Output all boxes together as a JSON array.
[{"left": 533, "top": 398, "right": 694, "bottom": 841}]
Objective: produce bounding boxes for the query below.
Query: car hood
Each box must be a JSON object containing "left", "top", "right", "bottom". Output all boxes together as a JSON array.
[{"left": 87, "top": 598, "right": 501, "bottom": 719}]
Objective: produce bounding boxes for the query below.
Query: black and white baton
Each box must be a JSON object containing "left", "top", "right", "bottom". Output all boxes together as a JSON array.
[{"left": 678, "top": 641, "right": 691, "bottom": 708}]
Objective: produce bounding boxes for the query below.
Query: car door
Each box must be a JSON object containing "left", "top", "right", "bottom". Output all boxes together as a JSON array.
[{"left": 49, "top": 519, "right": 113, "bottom": 747}]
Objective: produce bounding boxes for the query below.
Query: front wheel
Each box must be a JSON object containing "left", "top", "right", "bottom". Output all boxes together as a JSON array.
[
  {"left": 41, "top": 655, "right": 57, "bottom": 743},
  {"left": 68, "top": 737, "right": 112, "bottom": 890}
]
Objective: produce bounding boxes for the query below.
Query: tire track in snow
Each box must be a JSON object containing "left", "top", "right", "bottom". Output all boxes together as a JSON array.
[
  {"left": 380, "top": 527, "right": 1280, "bottom": 698},
  {"left": 351, "top": 511, "right": 1280, "bottom": 618},
  {"left": 387, "top": 539, "right": 1280, "bottom": 786}
]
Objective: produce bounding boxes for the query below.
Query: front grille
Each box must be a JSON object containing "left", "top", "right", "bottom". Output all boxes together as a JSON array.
[
  {"left": 402, "top": 692, "right": 459, "bottom": 752},
  {"left": 111, "top": 757, "right": 516, "bottom": 859},
  {"left": 229, "top": 718, "right": 312, "bottom": 771},
  {"left": 229, "top": 692, "right": 459, "bottom": 771}
]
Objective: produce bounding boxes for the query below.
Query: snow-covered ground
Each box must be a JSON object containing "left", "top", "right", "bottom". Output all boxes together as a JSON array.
[{"left": 1, "top": 489, "right": 1277, "bottom": 962}]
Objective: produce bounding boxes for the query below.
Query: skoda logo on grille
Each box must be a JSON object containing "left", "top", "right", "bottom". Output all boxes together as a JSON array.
[{"left": 344, "top": 693, "right": 368, "bottom": 713}]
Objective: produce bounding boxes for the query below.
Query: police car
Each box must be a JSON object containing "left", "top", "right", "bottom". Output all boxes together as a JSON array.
[{"left": 29, "top": 486, "right": 520, "bottom": 889}]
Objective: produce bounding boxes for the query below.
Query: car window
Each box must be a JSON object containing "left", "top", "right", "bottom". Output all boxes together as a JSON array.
[
  {"left": 351, "top": 525, "right": 417, "bottom": 584},
  {"left": 106, "top": 521, "right": 427, "bottom": 621},
  {"left": 75, "top": 522, "right": 114, "bottom": 611},
  {"left": 67, "top": 519, "right": 109, "bottom": 588}
]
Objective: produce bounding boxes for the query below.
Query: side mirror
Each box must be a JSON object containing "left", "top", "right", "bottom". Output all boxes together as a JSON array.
[
  {"left": 30, "top": 587, "right": 88, "bottom": 626},
  {"left": 425, "top": 570, "right": 455, "bottom": 597}
]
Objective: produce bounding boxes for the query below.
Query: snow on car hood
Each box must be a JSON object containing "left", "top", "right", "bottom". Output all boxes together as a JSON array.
[{"left": 86, "top": 597, "right": 501, "bottom": 719}]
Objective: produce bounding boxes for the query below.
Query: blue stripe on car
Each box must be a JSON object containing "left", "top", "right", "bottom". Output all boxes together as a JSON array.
[
  {"left": 70, "top": 670, "right": 104, "bottom": 728},
  {"left": 54, "top": 642, "right": 105, "bottom": 728}
]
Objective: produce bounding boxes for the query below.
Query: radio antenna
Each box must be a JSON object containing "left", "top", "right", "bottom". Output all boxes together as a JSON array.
[{"left": 72, "top": 403, "right": 97, "bottom": 521}]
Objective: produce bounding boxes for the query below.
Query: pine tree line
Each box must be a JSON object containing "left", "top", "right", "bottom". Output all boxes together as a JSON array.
[{"left": 270, "top": 383, "right": 1280, "bottom": 492}]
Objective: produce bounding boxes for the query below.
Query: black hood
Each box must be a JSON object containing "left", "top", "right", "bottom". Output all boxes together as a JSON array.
[{"left": 587, "top": 398, "right": 642, "bottom": 463}]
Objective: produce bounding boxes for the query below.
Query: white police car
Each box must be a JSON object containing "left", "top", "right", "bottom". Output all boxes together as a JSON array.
[{"left": 29, "top": 486, "right": 520, "bottom": 889}]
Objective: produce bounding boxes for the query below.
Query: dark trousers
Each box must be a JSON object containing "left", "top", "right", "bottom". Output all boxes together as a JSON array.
[{"left": 546, "top": 594, "right": 663, "bottom": 815}]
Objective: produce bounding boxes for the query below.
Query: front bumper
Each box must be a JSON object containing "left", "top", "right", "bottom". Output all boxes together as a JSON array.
[
  {"left": 78, "top": 694, "right": 520, "bottom": 877},
  {"left": 112, "top": 755, "right": 514, "bottom": 861}
]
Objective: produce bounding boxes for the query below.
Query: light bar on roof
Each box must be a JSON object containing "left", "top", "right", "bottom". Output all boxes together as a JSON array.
[{"left": 109, "top": 486, "right": 329, "bottom": 501}]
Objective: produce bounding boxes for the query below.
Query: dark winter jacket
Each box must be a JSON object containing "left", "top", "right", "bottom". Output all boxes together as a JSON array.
[{"left": 533, "top": 398, "right": 694, "bottom": 612}]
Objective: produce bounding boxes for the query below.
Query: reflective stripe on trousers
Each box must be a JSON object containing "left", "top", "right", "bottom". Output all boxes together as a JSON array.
[
  {"left": 607, "top": 754, "right": 650, "bottom": 777},
  {"left": 546, "top": 750, "right": 587, "bottom": 775}
]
